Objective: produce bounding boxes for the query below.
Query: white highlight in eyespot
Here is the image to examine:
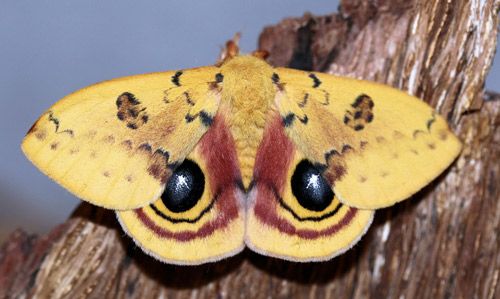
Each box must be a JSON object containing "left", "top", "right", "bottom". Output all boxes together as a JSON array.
[
  {"left": 174, "top": 174, "right": 189, "bottom": 191},
  {"left": 306, "top": 174, "right": 321, "bottom": 190}
]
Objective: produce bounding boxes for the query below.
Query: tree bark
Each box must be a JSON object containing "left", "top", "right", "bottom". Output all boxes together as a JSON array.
[{"left": 1, "top": 1, "right": 499, "bottom": 298}]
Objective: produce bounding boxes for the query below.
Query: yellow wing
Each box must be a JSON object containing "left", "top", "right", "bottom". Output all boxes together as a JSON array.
[
  {"left": 117, "top": 112, "right": 245, "bottom": 265},
  {"left": 246, "top": 113, "right": 373, "bottom": 262},
  {"left": 22, "top": 67, "right": 222, "bottom": 210},
  {"left": 273, "top": 68, "right": 461, "bottom": 209}
]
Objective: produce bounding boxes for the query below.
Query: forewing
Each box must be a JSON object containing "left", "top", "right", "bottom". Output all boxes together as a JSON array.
[
  {"left": 22, "top": 67, "right": 222, "bottom": 210},
  {"left": 273, "top": 68, "right": 461, "bottom": 209}
]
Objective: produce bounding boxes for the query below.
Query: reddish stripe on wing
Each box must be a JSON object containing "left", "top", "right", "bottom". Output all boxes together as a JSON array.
[
  {"left": 252, "top": 114, "right": 358, "bottom": 239},
  {"left": 135, "top": 114, "right": 242, "bottom": 241},
  {"left": 253, "top": 115, "right": 295, "bottom": 188}
]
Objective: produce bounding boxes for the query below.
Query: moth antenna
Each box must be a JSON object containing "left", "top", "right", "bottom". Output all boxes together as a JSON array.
[
  {"left": 251, "top": 50, "right": 269, "bottom": 60},
  {"left": 226, "top": 33, "right": 240, "bottom": 57},
  {"left": 216, "top": 33, "right": 241, "bottom": 66}
]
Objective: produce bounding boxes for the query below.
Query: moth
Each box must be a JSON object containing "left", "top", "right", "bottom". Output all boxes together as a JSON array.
[{"left": 22, "top": 42, "right": 461, "bottom": 265}]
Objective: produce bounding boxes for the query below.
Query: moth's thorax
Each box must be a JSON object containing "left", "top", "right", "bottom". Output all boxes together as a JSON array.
[
  {"left": 220, "top": 56, "right": 276, "bottom": 188},
  {"left": 220, "top": 56, "right": 275, "bottom": 106}
]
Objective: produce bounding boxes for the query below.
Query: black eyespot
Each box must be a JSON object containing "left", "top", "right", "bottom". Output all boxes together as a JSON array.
[
  {"left": 215, "top": 73, "right": 224, "bottom": 83},
  {"left": 291, "top": 160, "right": 334, "bottom": 211},
  {"left": 161, "top": 159, "right": 204, "bottom": 213}
]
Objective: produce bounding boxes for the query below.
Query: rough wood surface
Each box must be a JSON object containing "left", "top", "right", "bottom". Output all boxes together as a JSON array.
[{"left": 1, "top": 1, "right": 499, "bottom": 298}]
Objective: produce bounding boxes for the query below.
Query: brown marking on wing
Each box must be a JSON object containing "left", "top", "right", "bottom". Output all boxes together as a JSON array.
[
  {"left": 343, "top": 94, "right": 374, "bottom": 131},
  {"left": 35, "top": 130, "right": 47, "bottom": 140},
  {"left": 121, "top": 140, "right": 133, "bottom": 150},
  {"left": 27, "top": 122, "right": 38, "bottom": 135},
  {"left": 27, "top": 117, "right": 47, "bottom": 140},
  {"left": 59, "top": 129, "right": 74, "bottom": 137},
  {"left": 138, "top": 143, "right": 153, "bottom": 154},
  {"left": 323, "top": 146, "right": 350, "bottom": 184},
  {"left": 50, "top": 142, "right": 59, "bottom": 150},
  {"left": 412, "top": 129, "right": 426, "bottom": 139},
  {"left": 393, "top": 130, "right": 404, "bottom": 139},
  {"left": 146, "top": 149, "right": 170, "bottom": 184},
  {"left": 116, "top": 92, "right": 149, "bottom": 130},
  {"left": 323, "top": 152, "right": 347, "bottom": 184},
  {"left": 102, "top": 135, "right": 115, "bottom": 144},
  {"left": 438, "top": 130, "right": 448, "bottom": 141},
  {"left": 164, "top": 125, "right": 176, "bottom": 135},
  {"left": 85, "top": 130, "right": 97, "bottom": 139},
  {"left": 324, "top": 164, "right": 347, "bottom": 185},
  {"left": 341, "top": 144, "right": 353, "bottom": 154}
]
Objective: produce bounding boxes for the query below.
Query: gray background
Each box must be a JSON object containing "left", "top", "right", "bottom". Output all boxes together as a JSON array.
[{"left": 0, "top": 1, "right": 498, "bottom": 242}]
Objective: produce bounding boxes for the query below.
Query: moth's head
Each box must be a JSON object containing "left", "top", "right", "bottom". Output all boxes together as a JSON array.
[
  {"left": 220, "top": 55, "right": 272, "bottom": 73},
  {"left": 217, "top": 33, "right": 269, "bottom": 66},
  {"left": 218, "top": 35, "right": 273, "bottom": 80}
]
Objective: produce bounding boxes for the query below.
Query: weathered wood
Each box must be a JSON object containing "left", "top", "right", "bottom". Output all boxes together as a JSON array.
[{"left": 1, "top": 1, "right": 498, "bottom": 298}]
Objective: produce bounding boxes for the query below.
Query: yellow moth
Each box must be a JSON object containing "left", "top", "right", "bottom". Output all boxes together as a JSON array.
[{"left": 22, "top": 41, "right": 461, "bottom": 265}]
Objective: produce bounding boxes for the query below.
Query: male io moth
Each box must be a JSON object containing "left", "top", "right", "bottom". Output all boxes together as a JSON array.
[{"left": 22, "top": 42, "right": 461, "bottom": 265}]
